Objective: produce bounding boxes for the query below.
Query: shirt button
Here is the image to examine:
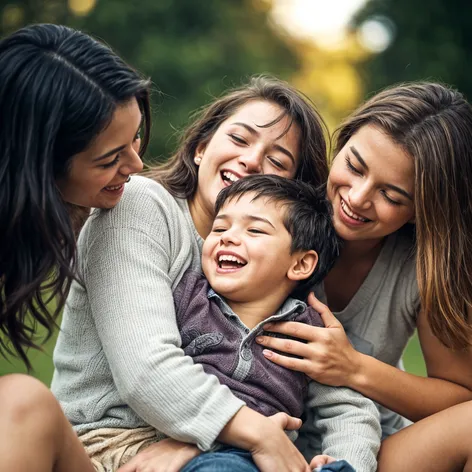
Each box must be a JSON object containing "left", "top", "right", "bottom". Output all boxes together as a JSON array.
[{"left": 241, "top": 346, "right": 253, "bottom": 361}]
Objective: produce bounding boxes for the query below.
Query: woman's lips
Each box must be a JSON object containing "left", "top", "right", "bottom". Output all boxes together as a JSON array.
[{"left": 338, "top": 198, "right": 371, "bottom": 226}]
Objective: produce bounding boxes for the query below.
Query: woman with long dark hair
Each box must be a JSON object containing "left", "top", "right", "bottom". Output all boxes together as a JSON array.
[{"left": 0, "top": 23, "right": 150, "bottom": 471}]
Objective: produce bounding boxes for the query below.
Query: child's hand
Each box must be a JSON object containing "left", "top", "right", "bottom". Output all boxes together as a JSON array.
[
  {"left": 116, "top": 438, "right": 200, "bottom": 472},
  {"left": 268, "top": 411, "right": 302, "bottom": 431},
  {"left": 310, "top": 454, "right": 337, "bottom": 470}
]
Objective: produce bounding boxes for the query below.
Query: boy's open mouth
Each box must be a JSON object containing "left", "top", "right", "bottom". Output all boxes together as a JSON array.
[{"left": 216, "top": 253, "right": 247, "bottom": 270}]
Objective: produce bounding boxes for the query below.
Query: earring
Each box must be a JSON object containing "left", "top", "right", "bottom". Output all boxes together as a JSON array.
[{"left": 194, "top": 156, "right": 202, "bottom": 165}]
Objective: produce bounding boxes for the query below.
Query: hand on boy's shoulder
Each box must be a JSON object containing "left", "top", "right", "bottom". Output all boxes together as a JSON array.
[{"left": 302, "top": 305, "right": 325, "bottom": 329}]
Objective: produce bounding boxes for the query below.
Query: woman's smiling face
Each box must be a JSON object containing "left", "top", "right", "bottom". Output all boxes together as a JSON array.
[
  {"left": 56, "top": 98, "right": 143, "bottom": 209},
  {"left": 328, "top": 124, "right": 415, "bottom": 243},
  {"left": 192, "top": 99, "right": 301, "bottom": 220}
]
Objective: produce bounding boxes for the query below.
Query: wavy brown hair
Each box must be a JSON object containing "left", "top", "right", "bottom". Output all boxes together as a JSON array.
[
  {"left": 333, "top": 82, "right": 472, "bottom": 349},
  {"left": 147, "top": 75, "right": 329, "bottom": 197}
]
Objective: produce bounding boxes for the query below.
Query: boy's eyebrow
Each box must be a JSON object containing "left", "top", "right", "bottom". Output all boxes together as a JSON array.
[
  {"left": 215, "top": 213, "right": 276, "bottom": 229},
  {"left": 349, "top": 145, "right": 413, "bottom": 201},
  {"left": 231, "top": 122, "right": 295, "bottom": 164}
]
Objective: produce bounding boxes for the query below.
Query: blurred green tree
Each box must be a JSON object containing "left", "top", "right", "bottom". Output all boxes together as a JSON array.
[
  {"left": 1, "top": 0, "right": 300, "bottom": 160},
  {"left": 70, "top": 0, "right": 301, "bottom": 160},
  {"left": 353, "top": 0, "right": 472, "bottom": 99}
]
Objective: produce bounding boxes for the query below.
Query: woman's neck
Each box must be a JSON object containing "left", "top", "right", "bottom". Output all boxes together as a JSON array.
[
  {"left": 339, "top": 237, "right": 385, "bottom": 265},
  {"left": 188, "top": 196, "right": 213, "bottom": 239},
  {"left": 323, "top": 237, "right": 386, "bottom": 312}
]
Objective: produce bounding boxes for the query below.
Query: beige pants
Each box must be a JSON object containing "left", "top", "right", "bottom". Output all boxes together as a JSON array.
[{"left": 79, "top": 427, "right": 165, "bottom": 472}]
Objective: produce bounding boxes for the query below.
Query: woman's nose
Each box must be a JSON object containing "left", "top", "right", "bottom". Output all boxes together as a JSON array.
[
  {"left": 238, "top": 149, "right": 263, "bottom": 174},
  {"left": 348, "top": 183, "right": 372, "bottom": 211},
  {"left": 121, "top": 147, "right": 144, "bottom": 175}
]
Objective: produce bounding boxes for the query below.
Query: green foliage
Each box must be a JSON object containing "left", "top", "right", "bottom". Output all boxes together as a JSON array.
[
  {"left": 0, "top": 315, "right": 60, "bottom": 384},
  {"left": 68, "top": 0, "right": 299, "bottom": 160},
  {"left": 1, "top": 0, "right": 299, "bottom": 160},
  {"left": 354, "top": 0, "right": 472, "bottom": 99},
  {"left": 0, "top": 0, "right": 429, "bottom": 384}
]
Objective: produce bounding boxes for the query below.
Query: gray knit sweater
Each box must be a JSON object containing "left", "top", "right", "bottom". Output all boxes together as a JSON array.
[{"left": 52, "top": 176, "right": 380, "bottom": 470}]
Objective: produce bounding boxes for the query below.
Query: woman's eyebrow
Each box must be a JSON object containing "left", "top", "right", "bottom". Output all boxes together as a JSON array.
[
  {"left": 93, "top": 115, "right": 142, "bottom": 162},
  {"left": 350, "top": 146, "right": 413, "bottom": 201},
  {"left": 232, "top": 122, "right": 295, "bottom": 164},
  {"left": 93, "top": 145, "right": 126, "bottom": 162},
  {"left": 385, "top": 184, "right": 413, "bottom": 201},
  {"left": 350, "top": 146, "right": 368, "bottom": 169}
]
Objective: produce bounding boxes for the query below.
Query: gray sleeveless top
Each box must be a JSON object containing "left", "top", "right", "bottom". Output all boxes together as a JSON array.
[{"left": 299, "top": 228, "right": 419, "bottom": 452}]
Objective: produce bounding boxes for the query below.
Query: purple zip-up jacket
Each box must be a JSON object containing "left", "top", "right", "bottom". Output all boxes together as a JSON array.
[{"left": 174, "top": 270, "right": 324, "bottom": 417}]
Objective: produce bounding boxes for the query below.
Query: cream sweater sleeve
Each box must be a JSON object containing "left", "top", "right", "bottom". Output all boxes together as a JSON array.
[
  {"left": 77, "top": 178, "right": 244, "bottom": 450},
  {"left": 301, "top": 381, "right": 381, "bottom": 472}
]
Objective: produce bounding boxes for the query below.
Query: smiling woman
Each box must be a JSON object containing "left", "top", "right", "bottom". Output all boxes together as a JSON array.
[
  {"left": 254, "top": 82, "right": 472, "bottom": 471},
  {"left": 51, "top": 76, "right": 330, "bottom": 472},
  {"left": 56, "top": 99, "right": 144, "bottom": 209},
  {"left": 328, "top": 124, "right": 415, "bottom": 244},
  {"left": 189, "top": 100, "right": 302, "bottom": 238},
  {"left": 0, "top": 22, "right": 151, "bottom": 472}
]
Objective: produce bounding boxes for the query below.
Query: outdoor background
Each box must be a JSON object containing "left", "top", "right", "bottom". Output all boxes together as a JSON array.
[{"left": 2, "top": 0, "right": 471, "bottom": 383}]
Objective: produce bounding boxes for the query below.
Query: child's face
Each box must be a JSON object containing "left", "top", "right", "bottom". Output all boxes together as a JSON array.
[{"left": 202, "top": 193, "right": 298, "bottom": 303}]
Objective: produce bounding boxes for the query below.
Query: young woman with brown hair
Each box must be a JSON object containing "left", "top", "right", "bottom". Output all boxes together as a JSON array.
[
  {"left": 51, "top": 75, "right": 331, "bottom": 472},
  {"left": 257, "top": 82, "right": 472, "bottom": 471}
]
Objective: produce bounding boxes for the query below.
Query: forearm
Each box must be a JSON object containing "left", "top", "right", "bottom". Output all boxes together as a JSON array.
[
  {"left": 311, "top": 382, "right": 381, "bottom": 472},
  {"left": 85, "top": 222, "right": 245, "bottom": 449},
  {"left": 217, "top": 406, "right": 275, "bottom": 450},
  {"left": 351, "top": 353, "right": 472, "bottom": 421}
]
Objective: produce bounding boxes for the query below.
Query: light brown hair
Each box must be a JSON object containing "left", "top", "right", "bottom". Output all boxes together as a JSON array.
[
  {"left": 147, "top": 75, "right": 329, "bottom": 197},
  {"left": 334, "top": 82, "right": 472, "bottom": 349}
]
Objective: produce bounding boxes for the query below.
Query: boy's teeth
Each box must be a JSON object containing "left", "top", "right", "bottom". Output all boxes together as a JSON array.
[
  {"left": 222, "top": 171, "right": 239, "bottom": 183},
  {"left": 106, "top": 184, "right": 122, "bottom": 190},
  {"left": 218, "top": 254, "right": 245, "bottom": 265},
  {"left": 341, "top": 199, "right": 369, "bottom": 222}
]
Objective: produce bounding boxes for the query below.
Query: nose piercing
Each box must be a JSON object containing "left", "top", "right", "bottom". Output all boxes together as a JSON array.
[{"left": 126, "top": 176, "right": 131, "bottom": 183}]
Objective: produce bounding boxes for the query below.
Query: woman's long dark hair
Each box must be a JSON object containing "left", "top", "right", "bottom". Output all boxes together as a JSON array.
[{"left": 0, "top": 24, "right": 151, "bottom": 367}]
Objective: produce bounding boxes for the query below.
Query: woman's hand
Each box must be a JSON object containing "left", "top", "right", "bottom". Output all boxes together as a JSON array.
[
  {"left": 256, "top": 293, "right": 363, "bottom": 387},
  {"left": 116, "top": 438, "right": 200, "bottom": 472}
]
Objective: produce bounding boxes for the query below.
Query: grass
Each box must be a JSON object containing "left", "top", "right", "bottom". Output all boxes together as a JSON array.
[
  {"left": 0, "top": 328, "right": 59, "bottom": 385},
  {"left": 0, "top": 328, "right": 427, "bottom": 386}
]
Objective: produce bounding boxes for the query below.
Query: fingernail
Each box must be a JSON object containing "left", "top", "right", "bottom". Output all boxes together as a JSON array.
[
  {"left": 263, "top": 323, "right": 272, "bottom": 329},
  {"left": 263, "top": 349, "right": 273, "bottom": 358},
  {"left": 256, "top": 336, "right": 263, "bottom": 343}
]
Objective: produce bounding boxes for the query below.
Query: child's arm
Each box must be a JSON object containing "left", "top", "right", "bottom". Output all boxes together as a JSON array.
[{"left": 298, "top": 381, "right": 381, "bottom": 472}]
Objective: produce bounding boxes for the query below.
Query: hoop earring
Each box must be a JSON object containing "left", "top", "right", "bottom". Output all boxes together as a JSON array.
[{"left": 126, "top": 176, "right": 131, "bottom": 183}]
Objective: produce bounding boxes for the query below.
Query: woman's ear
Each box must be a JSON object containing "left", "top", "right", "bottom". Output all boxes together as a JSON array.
[
  {"left": 194, "top": 142, "right": 207, "bottom": 165},
  {"left": 287, "top": 250, "right": 318, "bottom": 282}
]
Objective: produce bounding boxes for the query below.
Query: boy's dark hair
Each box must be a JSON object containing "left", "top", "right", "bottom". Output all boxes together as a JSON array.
[{"left": 215, "top": 175, "right": 341, "bottom": 299}]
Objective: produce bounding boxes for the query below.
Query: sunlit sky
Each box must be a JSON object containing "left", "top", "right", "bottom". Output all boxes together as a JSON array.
[{"left": 272, "top": 0, "right": 368, "bottom": 47}]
